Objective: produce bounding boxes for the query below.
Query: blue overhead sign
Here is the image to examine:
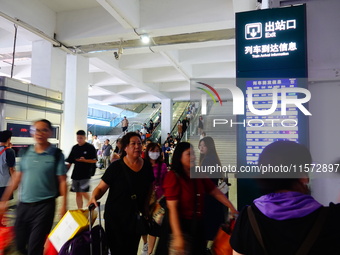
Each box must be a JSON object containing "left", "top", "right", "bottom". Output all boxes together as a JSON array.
[
  {"left": 236, "top": 4, "right": 307, "bottom": 75},
  {"left": 235, "top": 5, "right": 308, "bottom": 209}
]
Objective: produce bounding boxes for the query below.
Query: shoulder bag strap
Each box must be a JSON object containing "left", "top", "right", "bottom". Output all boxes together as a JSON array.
[
  {"left": 0, "top": 147, "right": 9, "bottom": 156},
  {"left": 247, "top": 206, "right": 269, "bottom": 255},
  {"left": 295, "top": 207, "right": 329, "bottom": 255}
]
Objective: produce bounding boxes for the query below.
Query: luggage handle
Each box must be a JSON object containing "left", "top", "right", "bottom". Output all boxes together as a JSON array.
[
  {"left": 89, "top": 203, "right": 96, "bottom": 212},
  {"left": 88, "top": 202, "right": 103, "bottom": 255},
  {"left": 88, "top": 202, "right": 102, "bottom": 231}
]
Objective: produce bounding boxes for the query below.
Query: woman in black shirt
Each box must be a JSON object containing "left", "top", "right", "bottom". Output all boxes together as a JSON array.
[{"left": 89, "top": 132, "right": 154, "bottom": 255}]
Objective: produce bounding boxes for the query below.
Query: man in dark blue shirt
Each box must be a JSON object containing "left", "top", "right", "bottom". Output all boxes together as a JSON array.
[{"left": 101, "top": 139, "right": 113, "bottom": 169}]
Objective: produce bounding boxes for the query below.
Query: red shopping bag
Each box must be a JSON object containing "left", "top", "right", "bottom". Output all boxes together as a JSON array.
[
  {"left": 0, "top": 226, "right": 14, "bottom": 253},
  {"left": 44, "top": 238, "right": 58, "bottom": 255}
]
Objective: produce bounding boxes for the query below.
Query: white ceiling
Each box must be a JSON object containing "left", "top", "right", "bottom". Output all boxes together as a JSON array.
[{"left": 0, "top": 0, "right": 257, "bottom": 111}]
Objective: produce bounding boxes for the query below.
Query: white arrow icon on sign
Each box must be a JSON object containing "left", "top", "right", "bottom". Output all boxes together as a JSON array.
[{"left": 245, "top": 23, "right": 262, "bottom": 40}]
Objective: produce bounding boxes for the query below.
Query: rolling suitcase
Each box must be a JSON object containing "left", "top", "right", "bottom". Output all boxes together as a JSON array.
[{"left": 58, "top": 202, "right": 108, "bottom": 255}]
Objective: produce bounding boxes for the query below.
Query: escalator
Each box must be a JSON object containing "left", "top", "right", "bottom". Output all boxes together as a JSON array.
[
  {"left": 108, "top": 102, "right": 191, "bottom": 144},
  {"left": 149, "top": 102, "right": 191, "bottom": 143}
]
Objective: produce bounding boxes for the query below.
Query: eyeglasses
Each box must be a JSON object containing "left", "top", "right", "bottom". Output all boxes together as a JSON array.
[{"left": 30, "top": 127, "right": 50, "bottom": 134}]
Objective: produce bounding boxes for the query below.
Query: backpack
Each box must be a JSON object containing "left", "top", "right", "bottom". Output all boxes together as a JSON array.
[
  {"left": 0, "top": 147, "right": 10, "bottom": 164},
  {"left": 0, "top": 147, "right": 10, "bottom": 175},
  {"left": 0, "top": 147, "right": 9, "bottom": 156}
]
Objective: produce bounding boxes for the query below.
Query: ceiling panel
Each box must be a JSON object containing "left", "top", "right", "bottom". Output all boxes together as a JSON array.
[{"left": 0, "top": 0, "right": 256, "bottom": 109}]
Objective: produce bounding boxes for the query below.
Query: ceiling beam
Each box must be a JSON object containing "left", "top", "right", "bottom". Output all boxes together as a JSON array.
[
  {"left": 77, "top": 29, "right": 235, "bottom": 53},
  {"left": 96, "top": 0, "right": 140, "bottom": 29},
  {"left": 160, "top": 51, "right": 191, "bottom": 81}
]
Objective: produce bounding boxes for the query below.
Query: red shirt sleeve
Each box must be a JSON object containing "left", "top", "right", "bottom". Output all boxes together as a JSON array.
[{"left": 163, "top": 170, "right": 180, "bottom": 200}]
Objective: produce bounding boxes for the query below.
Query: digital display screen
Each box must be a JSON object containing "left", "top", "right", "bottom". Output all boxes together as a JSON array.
[
  {"left": 7, "top": 123, "right": 31, "bottom": 137},
  {"left": 7, "top": 123, "right": 59, "bottom": 139},
  {"left": 245, "top": 78, "right": 299, "bottom": 164}
]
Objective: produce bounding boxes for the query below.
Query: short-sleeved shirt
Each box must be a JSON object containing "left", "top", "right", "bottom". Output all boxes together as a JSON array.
[
  {"left": 18, "top": 145, "right": 67, "bottom": 203},
  {"left": 102, "top": 159, "right": 154, "bottom": 229},
  {"left": 66, "top": 142, "right": 97, "bottom": 180},
  {"left": 0, "top": 146, "right": 16, "bottom": 187},
  {"left": 102, "top": 144, "right": 113, "bottom": 157},
  {"left": 163, "top": 170, "right": 216, "bottom": 219},
  {"left": 121, "top": 119, "right": 129, "bottom": 128},
  {"left": 230, "top": 203, "right": 340, "bottom": 255},
  {"left": 93, "top": 139, "right": 101, "bottom": 150},
  {"left": 162, "top": 146, "right": 170, "bottom": 159}
]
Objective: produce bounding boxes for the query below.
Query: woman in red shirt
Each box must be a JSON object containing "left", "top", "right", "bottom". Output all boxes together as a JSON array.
[{"left": 159, "top": 142, "right": 237, "bottom": 255}]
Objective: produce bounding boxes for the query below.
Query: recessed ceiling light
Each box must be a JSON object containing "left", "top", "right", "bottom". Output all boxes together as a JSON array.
[{"left": 140, "top": 34, "right": 150, "bottom": 44}]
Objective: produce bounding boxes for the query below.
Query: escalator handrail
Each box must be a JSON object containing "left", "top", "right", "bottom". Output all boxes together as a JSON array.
[
  {"left": 168, "top": 102, "right": 191, "bottom": 142},
  {"left": 149, "top": 102, "right": 190, "bottom": 144}
]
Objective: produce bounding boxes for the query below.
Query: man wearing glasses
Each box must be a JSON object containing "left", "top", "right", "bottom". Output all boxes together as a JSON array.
[{"left": 0, "top": 119, "right": 67, "bottom": 255}]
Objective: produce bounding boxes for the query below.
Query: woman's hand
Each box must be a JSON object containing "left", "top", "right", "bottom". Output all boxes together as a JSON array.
[
  {"left": 231, "top": 208, "right": 239, "bottom": 216},
  {"left": 0, "top": 201, "right": 8, "bottom": 217},
  {"left": 87, "top": 197, "right": 99, "bottom": 208}
]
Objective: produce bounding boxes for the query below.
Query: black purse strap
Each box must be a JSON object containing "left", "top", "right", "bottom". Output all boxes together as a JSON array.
[
  {"left": 247, "top": 206, "right": 329, "bottom": 255},
  {"left": 295, "top": 207, "right": 329, "bottom": 255},
  {"left": 247, "top": 206, "right": 269, "bottom": 255}
]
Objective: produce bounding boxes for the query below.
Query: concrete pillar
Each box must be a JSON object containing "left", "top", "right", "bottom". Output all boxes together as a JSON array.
[
  {"left": 61, "top": 55, "right": 89, "bottom": 156},
  {"left": 161, "top": 98, "right": 173, "bottom": 144},
  {"left": 31, "top": 40, "right": 66, "bottom": 91},
  {"left": 275, "top": 0, "right": 340, "bottom": 205},
  {"left": 309, "top": 82, "right": 340, "bottom": 205}
]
